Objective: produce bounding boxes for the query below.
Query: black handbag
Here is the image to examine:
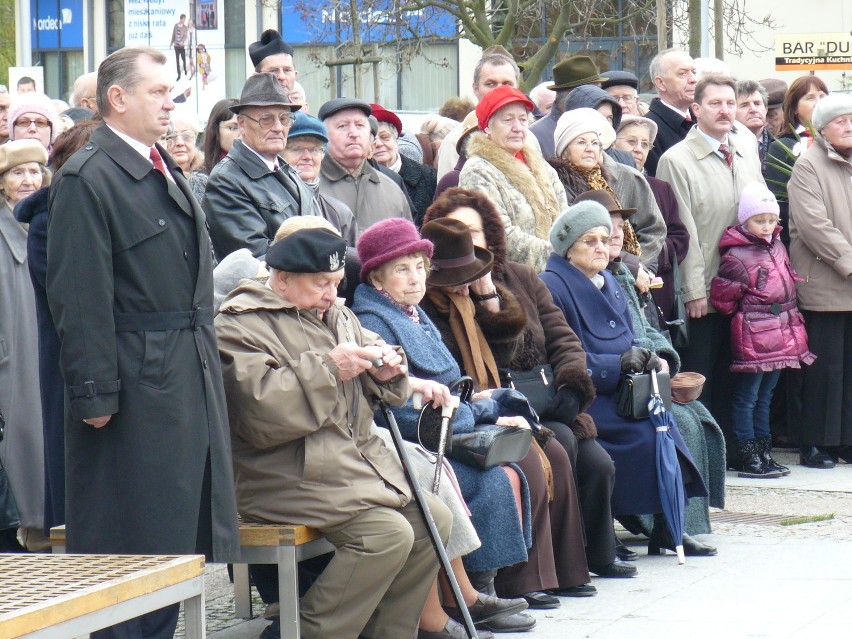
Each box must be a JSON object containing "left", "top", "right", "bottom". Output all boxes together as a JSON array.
[
  {"left": 449, "top": 424, "right": 533, "bottom": 469},
  {"left": 616, "top": 371, "right": 672, "bottom": 419},
  {"left": 498, "top": 364, "right": 555, "bottom": 417},
  {"left": 666, "top": 259, "right": 689, "bottom": 349}
]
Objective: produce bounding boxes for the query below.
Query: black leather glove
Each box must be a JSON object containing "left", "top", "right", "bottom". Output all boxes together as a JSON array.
[
  {"left": 620, "top": 347, "right": 662, "bottom": 373},
  {"left": 545, "top": 387, "right": 581, "bottom": 425}
]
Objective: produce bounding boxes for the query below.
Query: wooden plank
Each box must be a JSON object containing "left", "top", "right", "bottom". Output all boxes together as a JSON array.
[
  {"left": 0, "top": 554, "right": 203, "bottom": 639},
  {"left": 238, "top": 524, "right": 322, "bottom": 547}
]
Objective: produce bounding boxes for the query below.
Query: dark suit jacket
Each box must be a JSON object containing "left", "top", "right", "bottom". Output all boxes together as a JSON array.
[
  {"left": 645, "top": 98, "right": 695, "bottom": 177},
  {"left": 46, "top": 124, "right": 239, "bottom": 560}
]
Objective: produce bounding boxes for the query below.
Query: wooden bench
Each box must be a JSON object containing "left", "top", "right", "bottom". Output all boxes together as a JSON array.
[
  {"left": 0, "top": 553, "right": 205, "bottom": 639},
  {"left": 51, "top": 523, "right": 333, "bottom": 639}
]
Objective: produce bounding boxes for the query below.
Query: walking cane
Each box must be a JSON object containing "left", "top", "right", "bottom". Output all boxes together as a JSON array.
[{"left": 376, "top": 399, "right": 478, "bottom": 639}]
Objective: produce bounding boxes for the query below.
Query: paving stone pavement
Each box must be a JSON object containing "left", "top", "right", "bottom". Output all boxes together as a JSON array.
[{"left": 174, "top": 448, "right": 852, "bottom": 639}]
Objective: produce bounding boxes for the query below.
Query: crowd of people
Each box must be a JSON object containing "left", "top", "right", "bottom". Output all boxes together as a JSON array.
[{"left": 0, "top": 27, "right": 849, "bottom": 639}]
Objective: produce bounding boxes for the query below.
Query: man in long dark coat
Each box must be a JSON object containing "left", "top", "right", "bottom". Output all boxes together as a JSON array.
[{"left": 46, "top": 46, "right": 239, "bottom": 639}]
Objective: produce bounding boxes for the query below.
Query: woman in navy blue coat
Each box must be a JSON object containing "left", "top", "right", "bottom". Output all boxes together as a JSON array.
[{"left": 540, "top": 198, "right": 711, "bottom": 556}]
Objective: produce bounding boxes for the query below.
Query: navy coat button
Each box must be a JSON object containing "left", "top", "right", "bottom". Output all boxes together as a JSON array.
[
  {"left": 601, "top": 370, "right": 608, "bottom": 378},
  {"left": 609, "top": 320, "right": 616, "bottom": 328},
  {"left": 157, "top": 219, "right": 166, "bottom": 226}
]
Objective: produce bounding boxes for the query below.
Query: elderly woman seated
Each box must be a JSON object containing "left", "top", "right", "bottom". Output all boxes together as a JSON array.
[
  {"left": 540, "top": 198, "right": 717, "bottom": 557},
  {"left": 353, "top": 220, "right": 595, "bottom": 620}
]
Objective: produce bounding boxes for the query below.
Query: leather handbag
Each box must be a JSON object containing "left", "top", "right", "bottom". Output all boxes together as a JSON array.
[
  {"left": 449, "top": 423, "right": 532, "bottom": 469},
  {"left": 499, "top": 364, "right": 555, "bottom": 417},
  {"left": 616, "top": 370, "right": 672, "bottom": 419}
]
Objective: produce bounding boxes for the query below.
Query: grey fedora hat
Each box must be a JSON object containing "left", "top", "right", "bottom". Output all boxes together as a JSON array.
[{"left": 231, "top": 73, "right": 301, "bottom": 113}]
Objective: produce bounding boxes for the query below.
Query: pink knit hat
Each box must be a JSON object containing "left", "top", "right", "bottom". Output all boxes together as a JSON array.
[
  {"left": 8, "top": 92, "right": 61, "bottom": 145},
  {"left": 357, "top": 218, "right": 434, "bottom": 282},
  {"left": 738, "top": 182, "right": 780, "bottom": 224}
]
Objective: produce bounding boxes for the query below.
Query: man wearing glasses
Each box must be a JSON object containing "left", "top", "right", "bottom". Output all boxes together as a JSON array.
[
  {"left": 249, "top": 29, "right": 298, "bottom": 94},
  {"left": 203, "top": 73, "right": 319, "bottom": 261},
  {"left": 601, "top": 70, "right": 641, "bottom": 117}
]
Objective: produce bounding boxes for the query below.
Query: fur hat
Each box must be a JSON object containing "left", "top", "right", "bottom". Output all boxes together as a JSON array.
[
  {"left": 421, "top": 218, "right": 493, "bottom": 287},
  {"left": 549, "top": 200, "right": 612, "bottom": 257},
  {"left": 8, "top": 92, "right": 61, "bottom": 144},
  {"left": 248, "top": 29, "right": 294, "bottom": 68},
  {"left": 811, "top": 93, "right": 852, "bottom": 132},
  {"left": 738, "top": 182, "right": 780, "bottom": 224},
  {"left": 554, "top": 107, "right": 614, "bottom": 158},
  {"left": 0, "top": 139, "right": 49, "bottom": 175},
  {"left": 357, "top": 218, "right": 434, "bottom": 282}
]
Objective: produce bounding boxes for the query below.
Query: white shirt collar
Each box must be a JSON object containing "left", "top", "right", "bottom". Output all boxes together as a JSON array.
[
  {"left": 106, "top": 123, "right": 152, "bottom": 160},
  {"left": 658, "top": 99, "right": 692, "bottom": 120},
  {"left": 243, "top": 142, "right": 279, "bottom": 172},
  {"left": 696, "top": 127, "right": 731, "bottom": 159},
  {"left": 389, "top": 154, "right": 403, "bottom": 173}
]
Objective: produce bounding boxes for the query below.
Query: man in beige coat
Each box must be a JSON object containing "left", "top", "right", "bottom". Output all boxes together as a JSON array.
[
  {"left": 215, "top": 228, "right": 451, "bottom": 639},
  {"left": 656, "top": 74, "right": 765, "bottom": 442}
]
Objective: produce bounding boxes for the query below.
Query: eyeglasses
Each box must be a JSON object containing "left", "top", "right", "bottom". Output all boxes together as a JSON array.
[
  {"left": 577, "top": 235, "right": 610, "bottom": 248},
  {"left": 616, "top": 136, "right": 651, "bottom": 151},
  {"left": 165, "top": 131, "right": 196, "bottom": 145},
  {"left": 14, "top": 118, "right": 50, "bottom": 129},
  {"left": 241, "top": 112, "right": 296, "bottom": 130},
  {"left": 570, "top": 138, "right": 602, "bottom": 149},
  {"left": 611, "top": 95, "right": 638, "bottom": 105},
  {"left": 285, "top": 146, "right": 324, "bottom": 158}
]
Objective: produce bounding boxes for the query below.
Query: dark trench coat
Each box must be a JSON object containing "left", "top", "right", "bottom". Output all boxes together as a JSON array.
[{"left": 46, "top": 124, "right": 239, "bottom": 560}]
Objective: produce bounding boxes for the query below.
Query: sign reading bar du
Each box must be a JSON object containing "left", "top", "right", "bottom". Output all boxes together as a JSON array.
[{"left": 776, "top": 33, "right": 852, "bottom": 71}]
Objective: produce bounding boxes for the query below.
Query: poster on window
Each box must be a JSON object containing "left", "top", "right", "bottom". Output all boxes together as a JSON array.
[{"left": 124, "top": 0, "right": 225, "bottom": 123}]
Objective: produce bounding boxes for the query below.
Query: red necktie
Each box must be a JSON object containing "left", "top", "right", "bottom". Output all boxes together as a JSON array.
[
  {"left": 149, "top": 146, "right": 168, "bottom": 177},
  {"left": 719, "top": 143, "right": 733, "bottom": 168}
]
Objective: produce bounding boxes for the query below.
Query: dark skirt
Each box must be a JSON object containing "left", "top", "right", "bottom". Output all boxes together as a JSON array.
[{"left": 792, "top": 311, "right": 852, "bottom": 446}]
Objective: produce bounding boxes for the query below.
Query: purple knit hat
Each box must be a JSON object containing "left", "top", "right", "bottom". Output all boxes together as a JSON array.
[
  {"left": 738, "top": 182, "right": 779, "bottom": 224},
  {"left": 357, "top": 218, "right": 434, "bottom": 282},
  {"left": 8, "top": 92, "right": 61, "bottom": 145}
]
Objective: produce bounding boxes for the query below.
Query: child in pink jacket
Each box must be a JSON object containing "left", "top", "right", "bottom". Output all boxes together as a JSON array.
[{"left": 710, "top": 183, "right": 815, "bottom": 479}]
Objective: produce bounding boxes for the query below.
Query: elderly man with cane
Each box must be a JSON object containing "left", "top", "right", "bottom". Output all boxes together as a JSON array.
[{"left": 215, "top": 227, "right": 460, "bottom": 639}]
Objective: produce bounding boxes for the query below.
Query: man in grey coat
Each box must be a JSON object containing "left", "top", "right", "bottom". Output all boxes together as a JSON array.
[
  {"left": 46, "top": 47, "right": 239, "bottom": 639},
  {"left": 318, "top": 98, "right": 411, "bottom": 234},
  {"left": 203, "top": 73, "right": 320, "bottom": 260}
]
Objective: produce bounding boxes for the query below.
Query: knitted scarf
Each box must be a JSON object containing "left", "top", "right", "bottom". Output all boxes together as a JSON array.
[
  {"left": 572, "top": 163, "right": 642, "bottom": 257},
  {"left": 425, "top": 288, "right": 500, "bottom": 391}
]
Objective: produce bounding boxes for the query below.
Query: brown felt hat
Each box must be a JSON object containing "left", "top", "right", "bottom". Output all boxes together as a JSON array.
[
  {"left": 547, "top": 56, "right": 608, "bottom": 91},
  {"left": 574, "top": 189, "right": 636, "bottom": 220},
  {"left": 759, "top": 78, "right": 788, "bottom": 109},
  {"left": 421, "top": 218, "right": 493, "bottom": 287}
]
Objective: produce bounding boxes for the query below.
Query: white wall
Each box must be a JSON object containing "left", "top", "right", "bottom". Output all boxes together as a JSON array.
[{"left": 724, "top": 0, "right": 852, "bottom": 90}]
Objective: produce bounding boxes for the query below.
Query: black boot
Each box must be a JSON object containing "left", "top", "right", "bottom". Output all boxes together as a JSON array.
[
  {"left": 736, "top": 440, "right": 782, "bottom": 478},
  {"left": 648, "top": 514, "right": 717, "bottom": 557},
  {"left": 468, "top": 570, "right": 497, "bottom": 596},
  {"left": 757, "top": 436, "right": 790, "bottom": 476}
]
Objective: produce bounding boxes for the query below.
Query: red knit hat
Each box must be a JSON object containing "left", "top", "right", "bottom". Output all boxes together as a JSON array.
[
  {"left": 475, "top": 85, "right": 534, "bottom": 130},
  {"left": 357, "top": 218, "right": 434, "bottom": 282},
  {"left": 370, "top": 103, "right": 402, "bottom": 136}
]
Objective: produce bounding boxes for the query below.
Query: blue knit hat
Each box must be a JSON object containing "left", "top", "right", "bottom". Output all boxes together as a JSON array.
[
  {"left": 288, "top": 112, "right": 328, "bottom": 143},
  {"left": 550, "top": 200, "right": 612, "bottom": 257}
]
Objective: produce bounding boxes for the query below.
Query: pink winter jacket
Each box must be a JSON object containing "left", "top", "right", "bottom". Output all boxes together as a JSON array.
[{"left": 710, "top": 225, "right": 816, "bottom": 373}]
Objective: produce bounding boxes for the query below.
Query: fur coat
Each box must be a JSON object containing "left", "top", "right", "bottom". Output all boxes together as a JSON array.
[{"left": 459, "top": 132, "right": 567, "bottom": 272}]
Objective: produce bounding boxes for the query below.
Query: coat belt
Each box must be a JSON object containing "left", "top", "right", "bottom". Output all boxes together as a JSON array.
[{"left": 113, "top": 306, "right": 214, "bottom": 332}]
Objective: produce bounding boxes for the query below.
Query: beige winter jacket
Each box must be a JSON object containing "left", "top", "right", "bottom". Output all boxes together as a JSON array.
[
  {"left": 788, "top": 135, "right": 852, "bottom": 311},
  {"left": 215, "top": 279, "right": 411, "bottom": 529},
  {"left": 656, "top": 126, "right": 764, "bottom": 306},
  {"left": 459, "top": 132, "right": 568, "bottom": 272}
]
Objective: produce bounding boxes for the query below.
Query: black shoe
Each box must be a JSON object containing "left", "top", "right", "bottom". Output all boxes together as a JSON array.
[
  {"left": 800, "top": 445, "right": 835, "bottom": 469},
  {"left": 479, "top": 612, "right": 536, "bottom": 633},
  {"left": 445, "top": 593, "right": 527, "bottom": 625},
  {"left": 615, "top": 536, "right": 638, "bottom": 561},
  {"left": 825, "top": 445, "right": 852, "bottom": 464},
  {"left": 550, "top": 583, "right": 597, "bottom": 597},
  {"left": 259, "top": 619, "right": 279, "bottom": 639},
  {"left": 588, "top": 559, "right": 638, "bottom": 578},
  {"left": 736, "top": 439, "right": 783, "bottom": 478},
  {"left": 418, "top": 618, "right": 493, "bottom": 639},
  {"left": 756, "top": 436, "right": 790, "bottom": 476},
  {"left": 649, "top": 514, "right": 717, "bottom": 556},
  {"left": 521, "top": 591, "right": 561, "bottom": 609}
]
